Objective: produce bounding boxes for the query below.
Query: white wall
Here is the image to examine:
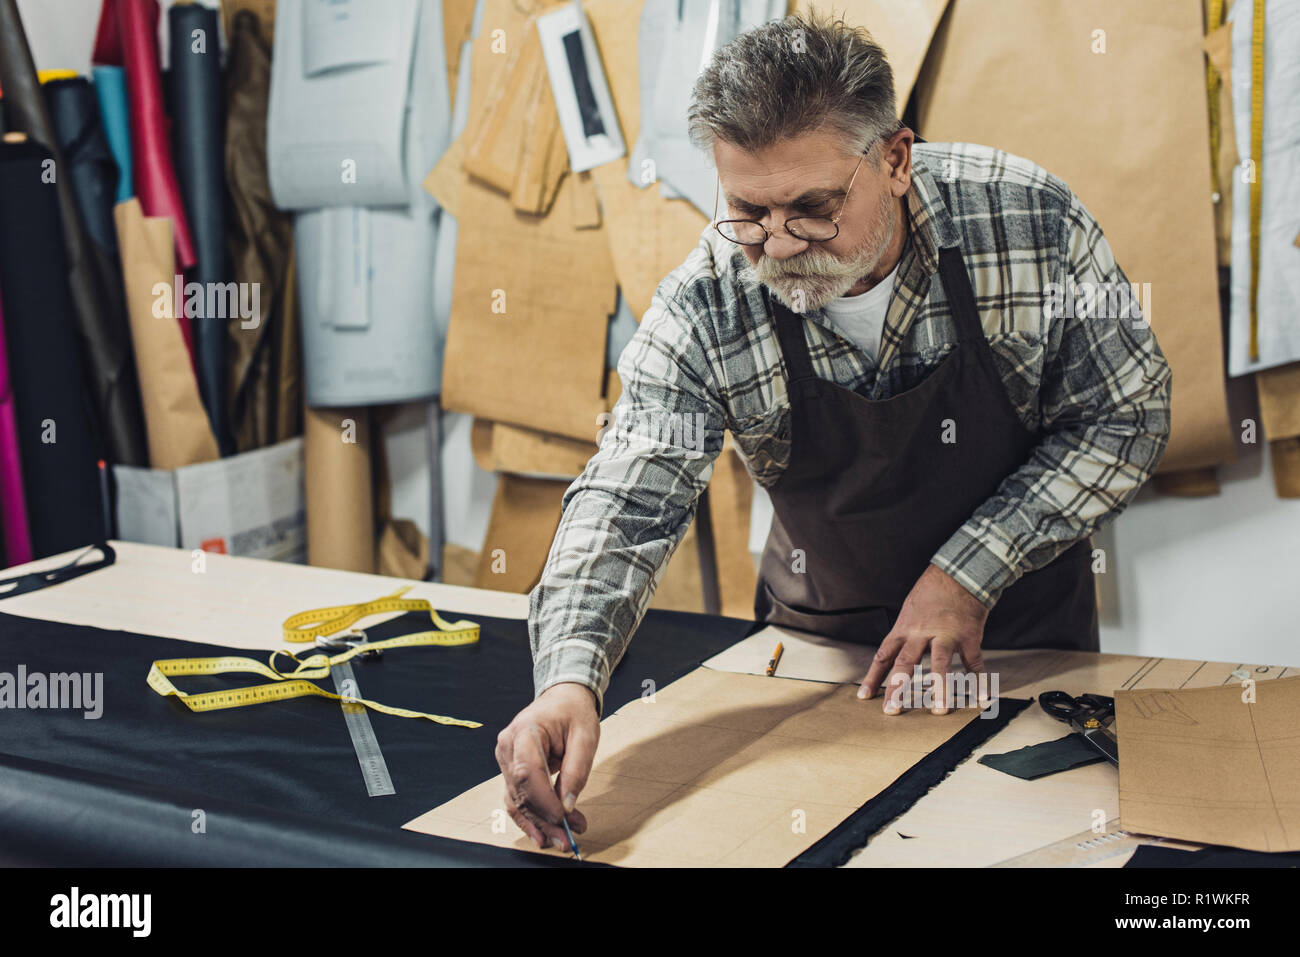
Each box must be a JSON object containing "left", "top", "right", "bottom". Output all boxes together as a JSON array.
[{"left": 1093, "top": 375, "right": 1300, "bottom": 664}]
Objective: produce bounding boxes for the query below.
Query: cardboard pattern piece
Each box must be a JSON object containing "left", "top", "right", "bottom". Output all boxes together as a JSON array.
[
  {"left": 584, "top": 0, "right": 711, "bottom": 322},
  {"left": 915, "top": 0, "right": 1235, "bottom": 473},
  {"left": 439, "top": 0, "right": 618, "bottom": 442},
  {"left": 468, "top": 465, "right": 711, "bottom": 612},
  {"left": 1115, "top": 675, "right": 1300, "bottom": 853},
  {"left": 404, "top": 666, "right": 985, "bottom": 866},
  {"left": 795, "top": 0, "right": 952, "bottom": 110},
  {"left": 705, "top": 439, "right": 758, "bottom": 619}
]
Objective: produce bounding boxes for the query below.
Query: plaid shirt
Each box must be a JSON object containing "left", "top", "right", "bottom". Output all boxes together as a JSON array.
[{"left": 529, "top": 141, "right": 1172, "bottom": 715}]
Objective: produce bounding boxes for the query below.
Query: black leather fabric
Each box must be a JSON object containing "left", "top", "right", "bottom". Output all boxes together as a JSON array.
[
  {"left": 0, "top": 141, "right": 108, "bottom": 558},
  {"left": 1125, "top": 845, "right": 1300, "bottom": 868},
  {"left": 169, "top": 2, "right": 231, "bottom": 454},
  {"left": 979, "top": 732, "right": 1106, "bottom": 780},
  {"left": 0, "top": 606, "right": 756, "bottom": 865},
  {"left": 43, "top": 77, "right": 121, "bottom": 258}
]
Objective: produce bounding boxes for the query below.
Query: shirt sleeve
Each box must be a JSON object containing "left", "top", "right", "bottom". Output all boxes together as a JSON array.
[
  {"left": 930, "top": 193, "right": 1173, "bottom": 607},
  {"left": 527, "top": 288, "right": 728, "bottom": 716}
]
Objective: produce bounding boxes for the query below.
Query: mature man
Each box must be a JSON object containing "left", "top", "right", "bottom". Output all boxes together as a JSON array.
[{"left": 496, "top": 12, "right": 1171, "bottom": 850}]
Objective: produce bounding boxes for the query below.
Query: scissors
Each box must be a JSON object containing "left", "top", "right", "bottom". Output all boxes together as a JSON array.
[{"left": 1038, "top": 691, "right": 1119, "bottom": 766}]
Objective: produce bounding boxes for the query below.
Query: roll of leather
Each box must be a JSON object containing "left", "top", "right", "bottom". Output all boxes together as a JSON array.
[
  {"left": 0, "top": 294, "right": 33, "bottom": 567},
  {"left": 91, "top": 65, "right": 133, "bottom": 203},
  {"left": 113, "top": 199, "right": 220, "bottom": 470},
  {"left": 169, "top": 2, "right": 231, "bottom": 455},
  {"left": 224, "top": 9, "right": 301, "bottom": 452},
  {"left": 92, "top": 0, "right": 124, "bottom": 66},
  {"left": 0, "top": 140, "right": 107, "bottom": 557},
  {"left": 0, "top": 0, "right": 148, "bottom": 469},
  {"left": 117, "top": 0, "right": 197, "bottom": 271},
  {"left": 43, "top": 77, "right": 120, "bottom": 257},
  {"left": 304, "top": 405, "right": 374, "bottom": 573}
]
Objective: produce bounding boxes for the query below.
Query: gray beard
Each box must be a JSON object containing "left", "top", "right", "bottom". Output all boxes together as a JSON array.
[{"left": 747, "top": 191, "right": 898, "bottom": 314}]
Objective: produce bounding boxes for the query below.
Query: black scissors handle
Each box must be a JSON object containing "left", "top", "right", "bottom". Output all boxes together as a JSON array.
[
  {"left": 1038, "top": 691, "right": 1115, "bottom": 723},
  {"left": 1039, "top": 690, "right": 1082, "bottom": 721}
]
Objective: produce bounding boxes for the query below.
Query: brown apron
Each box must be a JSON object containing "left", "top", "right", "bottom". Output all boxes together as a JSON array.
[{"left": 753, "top": 245, "right": 1099, "bottom": 652}]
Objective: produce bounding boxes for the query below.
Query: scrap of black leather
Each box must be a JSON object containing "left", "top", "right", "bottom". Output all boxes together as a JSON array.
[
  {"left": 0, "top": 607, "right": 755, "bottom": 865},
  {"left": 978, "top": 732, "right": 1106, "bottom": 780},
  {"left": 0, "top": 543, "right": 115, "bottom": 597},
  {"left": 1125, "top": 844, "right": 1300, "bottom": 868},
  {"left": 787, "top": 696, "right": 1031, "bottom": 867}
]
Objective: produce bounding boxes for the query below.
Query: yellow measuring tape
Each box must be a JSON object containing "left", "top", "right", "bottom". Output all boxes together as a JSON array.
[
  {"left": 1248, "top": 0, "right": 1266, "bottom": 361},
  {"left": 146, "top": 588, "right": 483, "bottom": 728},
  {"left": 1205, "top": 0, "right": 1225, "bottom": 204}
]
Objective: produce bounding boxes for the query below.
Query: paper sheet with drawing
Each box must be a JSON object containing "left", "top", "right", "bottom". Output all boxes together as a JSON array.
[
  {"left": 1116, "top": 676, "right": 1300, "bottom": 853},
  {"left": 402, "top": 666, "right": 991, "bottom": 866}
]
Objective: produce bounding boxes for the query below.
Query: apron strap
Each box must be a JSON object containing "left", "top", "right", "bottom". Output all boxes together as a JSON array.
[
  {"left": 767, "top": 288, "right": 818, "bottom": 387},
  {"left": 936, "top": 245, "right": 987, "bottom": 344}
]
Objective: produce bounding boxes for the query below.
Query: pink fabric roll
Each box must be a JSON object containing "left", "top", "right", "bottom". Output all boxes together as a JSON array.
[
  {"left": 0, "top": 294, "right": 33, "bottom": 567},
  {"left": 117, "top": 0, "right": 197, "bottom": 272},
  {"left": 92, "top": 0, "right": 123, "bottom": 66}
]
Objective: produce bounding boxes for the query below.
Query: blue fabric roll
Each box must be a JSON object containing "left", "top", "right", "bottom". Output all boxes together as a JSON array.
[{"left": 92, "top": 65, "right": 133, "bottom": 203}]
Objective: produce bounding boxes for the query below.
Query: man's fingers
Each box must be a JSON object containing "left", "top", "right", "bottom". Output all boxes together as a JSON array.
[
  {"left": 506, "top": 803, "right": 547, "bottom": 849},
  {"left": 882, "top": 637, "right": 928, "bottom": 714},
  {"left": 505, "top": 724, "right": 568, "bottom": 847},
  {"left": 929, "top": 639, "right": 954, "bottom": 715},
  {"left": 555, "top": 724, "right": 598, "bottom": 816},
  {"left": 957, "top": 642, "right": 985, "bottom": 677},
  {"left": 859, "top": 633, "right": 905, "bottom": 700},
  {"left": 957, "top": 642, "right": 990, "bottom": 706}
]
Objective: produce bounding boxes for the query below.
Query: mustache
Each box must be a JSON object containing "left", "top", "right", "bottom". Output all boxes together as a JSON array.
[{"left": 759, "top": 253, "right": 855, "bottom": 280}]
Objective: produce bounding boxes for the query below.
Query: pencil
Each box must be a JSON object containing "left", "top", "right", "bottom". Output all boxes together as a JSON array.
[
  {"left": 766, "top": 642, "right": 784, "bottom": 676},
  {"left": 562, "top": 814, "right": 582, "bottom": 861}
]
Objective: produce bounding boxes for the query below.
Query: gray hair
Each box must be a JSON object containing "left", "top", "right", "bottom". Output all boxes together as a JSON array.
[{"left": 687, "top": 8, "right": 900, "bottom": 163}]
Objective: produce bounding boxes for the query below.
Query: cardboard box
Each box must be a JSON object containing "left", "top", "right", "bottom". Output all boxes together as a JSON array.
[{"left": 113, "top": 438, "right": 305, "bottom": 562}]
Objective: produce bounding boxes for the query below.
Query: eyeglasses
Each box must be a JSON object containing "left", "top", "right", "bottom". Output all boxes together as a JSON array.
[{"left": 712, "top": 151, "right": 867, "bottom": 247}]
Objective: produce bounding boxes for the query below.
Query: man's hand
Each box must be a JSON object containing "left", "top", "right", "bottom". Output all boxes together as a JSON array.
[
  {"left": 495, "top": 682, "right": 600, "bottom": 850},
  {"left": 858, "top": 563, "right": 990, "bottom": 715}
]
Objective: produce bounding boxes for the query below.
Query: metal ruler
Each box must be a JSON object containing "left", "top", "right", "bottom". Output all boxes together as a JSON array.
[{"left": 331, "top": 660, "right": 396, "bottom": 797}]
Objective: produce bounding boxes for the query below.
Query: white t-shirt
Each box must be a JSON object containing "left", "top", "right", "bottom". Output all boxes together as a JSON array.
[{"left": 821, "top": 259, "right": 900, "bottom": 362}]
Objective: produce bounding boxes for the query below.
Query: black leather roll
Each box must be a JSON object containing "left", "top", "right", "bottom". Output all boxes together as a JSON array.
[
  {"left": 0, "top": 0, "right": 148, "bottom": 468},
  {"left": 169, "top": 2, "right": 232, "bottom": 454},
  {"left": 43, "top": 77, "right": 120, "bottom": 258},
  {"left": 0, "top": 140, "right": 107, "bottom": 557}
]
